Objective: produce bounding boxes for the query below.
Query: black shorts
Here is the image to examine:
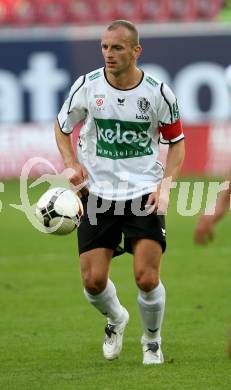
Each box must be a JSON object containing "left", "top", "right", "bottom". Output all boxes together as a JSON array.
[{"left": 77, "top": 193, "right": 166, "bottom": 256}]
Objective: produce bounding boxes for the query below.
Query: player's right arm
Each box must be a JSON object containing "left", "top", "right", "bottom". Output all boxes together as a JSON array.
[
  {"left": 55, "top": 75, "right": 88, "bottom": 189},
  {"left": 54, "top": 120, "right": 88, "bottom": 188}
]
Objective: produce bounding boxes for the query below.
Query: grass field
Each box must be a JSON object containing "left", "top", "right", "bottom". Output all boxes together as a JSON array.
[{"left": 0, "top": 179, "right": 231, "bottom": 390}]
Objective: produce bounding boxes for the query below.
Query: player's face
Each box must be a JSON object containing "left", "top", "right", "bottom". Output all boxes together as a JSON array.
[{"left": 101, "top": 27, "right": 141, "bottom": 76}]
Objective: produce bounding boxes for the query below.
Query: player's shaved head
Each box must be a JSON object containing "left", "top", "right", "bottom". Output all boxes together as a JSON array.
[{"left": 106, "top": 20, "right": 140, "bottom": 47}]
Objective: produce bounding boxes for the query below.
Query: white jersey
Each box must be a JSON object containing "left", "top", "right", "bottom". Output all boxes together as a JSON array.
[{"left": 58, "top": 67, "right": 184, "bottom": 200}]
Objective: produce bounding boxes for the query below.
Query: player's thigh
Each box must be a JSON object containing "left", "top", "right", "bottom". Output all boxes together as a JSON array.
[
  {"left": 80, "top": 247, "right": 114, "bottom": 293},
  {"left": 132, "top": 238, "right": 163, "bottom": 290},
  {"left": 78, "top": 195, "right": 122, "bottom": 256}
]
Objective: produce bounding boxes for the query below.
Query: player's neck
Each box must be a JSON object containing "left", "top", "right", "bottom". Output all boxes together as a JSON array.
[{"left": 105, "top": 67, "right": 143, "bottom": 90}]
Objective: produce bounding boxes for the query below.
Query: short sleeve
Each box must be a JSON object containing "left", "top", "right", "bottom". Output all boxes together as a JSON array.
[
  {"left": 157, "top": 83, "right": 184, "bottom": 144},
  {"left": 57, "top": 75, "right": 86, "bottom": 134}
]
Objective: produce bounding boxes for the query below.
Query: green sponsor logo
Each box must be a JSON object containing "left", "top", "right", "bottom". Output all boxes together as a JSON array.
[
  {"left": 172, "top": 101, "right": 180, "bottom": 120},
  {"left": 89, "top": 71, "right": 101, "bottom": 81},
  {"left": 94, "top": 118, "right": 153, "bottom": 160},
  {"left": 146, "top": 76, "right": 159, "bottom": 87}
]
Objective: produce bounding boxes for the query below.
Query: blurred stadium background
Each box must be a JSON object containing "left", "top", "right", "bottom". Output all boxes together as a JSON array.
[{"left": 1, "top": 1, "right": 231, "bottom": 390}]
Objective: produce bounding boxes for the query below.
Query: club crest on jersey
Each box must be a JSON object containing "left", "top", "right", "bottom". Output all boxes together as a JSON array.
[{"left": 136, "top": 97, "right": 150, "bottom": 120}]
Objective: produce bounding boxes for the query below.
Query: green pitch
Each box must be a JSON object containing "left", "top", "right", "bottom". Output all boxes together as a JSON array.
[{"left": 0, "top": 180, "right": 231, "bottom": 390}]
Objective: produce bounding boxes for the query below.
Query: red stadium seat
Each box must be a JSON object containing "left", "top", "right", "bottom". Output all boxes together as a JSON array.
[
  {"left": 196, "top": 0, "right": 223, "bottom": 19},
  {"left": 10, "top": 0, "right": 37, "bottom": 25},
  {"left": 116, "top": 0, "right": 142, "bottom": 23},
  {"left": 140, "top": 0, "right": 170, "bottom": 22},
  {"left": 168, "top": 0, "right": 198, "bottom": 21},
  {"left": 0, "top": 0, "right": 14, "bottom": 24},
  {"left": 94, "top": 1, "right": 117, "bottom": 23},
  {"left": 67, "top": 0, "right": 95, "bottom": 24},
  {"left": 36, "top": 0, "right": 67, "bottom": 25}
]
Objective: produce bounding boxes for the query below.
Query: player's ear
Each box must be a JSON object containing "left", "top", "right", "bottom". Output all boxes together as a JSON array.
[{"left": 134, "top": 45, "right": 142, "bottom": 60}]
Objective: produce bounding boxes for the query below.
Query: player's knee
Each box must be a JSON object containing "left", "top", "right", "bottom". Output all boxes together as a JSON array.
[
  {"left": 83, "top": 273, "right": 107, "bottom": 295},
  {"left": 135, "top": 271, "right": 159, "bottom": 292},
  {"left": 80, "top": 253, "right": 108, "bottom": 294}
]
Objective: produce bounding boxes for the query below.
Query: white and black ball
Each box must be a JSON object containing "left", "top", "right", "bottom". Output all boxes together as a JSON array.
[{"left": 35, "top": 187, "right": 83, "bottom": 235}]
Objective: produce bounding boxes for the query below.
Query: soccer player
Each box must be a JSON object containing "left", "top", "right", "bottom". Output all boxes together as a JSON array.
[
  {"left": 194, "top": 175, "right": 231, "bottom": 358},
  {"left": 194, "top": 64, "right": 231, "bottom": 358},
  {"left": 55, "top": 20, "right": 185, "bottom": 365}
]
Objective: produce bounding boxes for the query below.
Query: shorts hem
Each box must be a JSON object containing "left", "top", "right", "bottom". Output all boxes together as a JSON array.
[{"left": 78, "top": 243, "right": 116, "bottom": 255}]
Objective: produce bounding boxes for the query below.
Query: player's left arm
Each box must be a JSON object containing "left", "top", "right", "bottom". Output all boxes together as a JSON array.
[
  {"left": 146, "top": 83, "right": 185, "bottom": 214},
  {"left": 163, "top": 139, "right": 185, "bottom": 182},
  {"left": 146, "top": 140, "right": 185, "bottom": 214}
]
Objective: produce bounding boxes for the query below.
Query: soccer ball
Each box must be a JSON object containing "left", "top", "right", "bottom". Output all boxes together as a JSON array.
[{"left": 35, "top": 187, "right": 84, "bottom": 235}]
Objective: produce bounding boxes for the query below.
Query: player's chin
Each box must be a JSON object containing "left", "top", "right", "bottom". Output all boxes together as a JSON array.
[{"left": 106, "top": 65, "right": 119, "bottom": 74}]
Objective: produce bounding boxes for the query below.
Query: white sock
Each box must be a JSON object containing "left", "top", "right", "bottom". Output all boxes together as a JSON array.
[
  {"left": 84, "top": 279, "right": 124, "bottom": 325},
  {"left": 137, "top": 281, "right": 166, "bottom": 345}
]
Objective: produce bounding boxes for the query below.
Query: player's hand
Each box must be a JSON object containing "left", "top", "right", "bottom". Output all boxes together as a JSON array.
[
  {"left": 66, "top": 162, "right": 89, "bottom": 196},
  {"left": 194, "top": 214, "right": 214, "bottom": 245},
  {"left": 145, "top": 183, "right": 170, "bottom": 215}
]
